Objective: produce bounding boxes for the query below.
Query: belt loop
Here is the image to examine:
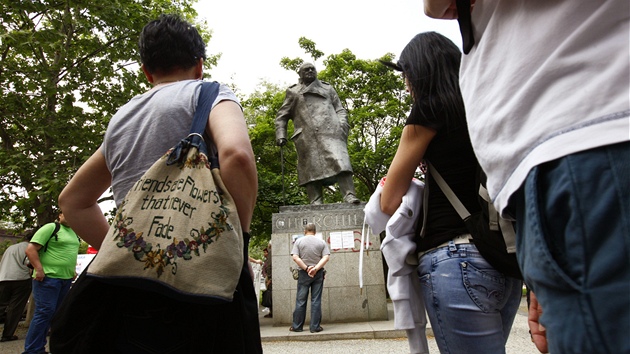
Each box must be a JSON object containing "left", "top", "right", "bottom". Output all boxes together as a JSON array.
[{"left": 448, "top": 240, "right": 457, "bottom": 253}]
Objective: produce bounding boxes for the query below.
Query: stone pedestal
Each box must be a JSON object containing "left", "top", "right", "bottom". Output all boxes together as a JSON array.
[{"left": 270, "top": 203, "right": 387, "bottom": 326}]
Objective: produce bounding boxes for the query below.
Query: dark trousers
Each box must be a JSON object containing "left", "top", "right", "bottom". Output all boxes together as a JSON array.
[
  {"left": 514, "top": 142, "right": 630, "bottom": 353},
  {"left": 292, "top": 269, "right": 324, "bottom": 332},
  {"left": 50, "top": 262, "right": 262, "bottom": 354},
  {"left": 0, "top": 279, "right": 32, "bottom": 338}
]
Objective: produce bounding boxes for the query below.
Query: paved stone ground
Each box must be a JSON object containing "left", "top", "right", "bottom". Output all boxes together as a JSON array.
[
  {"left": 261, "top": 296, "right": 541, "bottom": 354},
  {"left": 0, "top": 321, "right": 31, "bottom": 354}
]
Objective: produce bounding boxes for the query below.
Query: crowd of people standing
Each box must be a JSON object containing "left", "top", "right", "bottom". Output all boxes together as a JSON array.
[{"left": 1, "top": 2, "right": 627, "bottom": 353}]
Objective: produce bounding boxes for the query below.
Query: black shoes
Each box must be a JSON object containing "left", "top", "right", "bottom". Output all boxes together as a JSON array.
[
  {"left": 0, "top": 335, "right": 18, "bottom": 342},
  {"left": 290, "top": 326, "right": 323, "bottom": 333}
]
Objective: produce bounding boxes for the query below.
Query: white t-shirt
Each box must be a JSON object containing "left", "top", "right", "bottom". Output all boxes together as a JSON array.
[
  {"left": 460, "top": 0, "right": 629, "bottom": 215},
  {"left": 102, "top": 80, "right": 240, "bottom": 206},
  {"left": 0, "top": 242, "right": 30, "bottom": 281}
]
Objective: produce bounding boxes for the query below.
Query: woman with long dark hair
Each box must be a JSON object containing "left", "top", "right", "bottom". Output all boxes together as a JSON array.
[{"left": 380, "top": 32, "right": 522, "bottom": 353}]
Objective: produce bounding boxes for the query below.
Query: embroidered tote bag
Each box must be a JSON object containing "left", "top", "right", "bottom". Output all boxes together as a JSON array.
[{"left": 88, "top": 81, "right": 244, "bottom": 302}]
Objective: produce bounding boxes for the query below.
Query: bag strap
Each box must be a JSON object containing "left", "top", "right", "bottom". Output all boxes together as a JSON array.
[
  {"left": 429, "top": 161, "right": 517, "bottom": 254},
  {"left": 456, "top": 0, "right": 475, "bottom": 54},
  {"left": 189, "top": 82, "right": 221, "bottom": 136},
  {"left": 42, "top": 222, "right": 61, "bottom": 253},
  {"left": 166, "top": 82, "right": 221, "bottom": 166},
  {"left": 478, "top": 185, "right": 498, "bottom": 230},
  {"left": 427, "top": 161, "right": 471, "bottom": 220},
  {"left": 478, "top": 184, "right": 517, "bottom": 252},
  {"left": 419, "top": 170, "right": 429, "bottom": 238}
]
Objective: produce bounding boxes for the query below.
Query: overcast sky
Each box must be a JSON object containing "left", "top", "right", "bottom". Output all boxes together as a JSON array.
[
  {"left": 98, "top": 1, "right": 460, "bottom": 215},
  {"left": 194, "top": 0, "right": 462, "bottom": 95}
]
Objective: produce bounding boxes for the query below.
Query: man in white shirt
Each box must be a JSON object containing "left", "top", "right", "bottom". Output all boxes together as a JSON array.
[
  {"left": 0, "top": 232, "right": 33, "bottom": 342},
  {"left": 424, "top": 1, "right": 629, "bottom": 353}
]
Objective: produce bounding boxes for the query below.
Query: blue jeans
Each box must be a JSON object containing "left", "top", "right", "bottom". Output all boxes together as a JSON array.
[
  {"left": 513, "top": 142, "right": 630, "bottom": 353},
  {"left": 292, "top": 269, "right": 324, "bottom": 332},
  {"left": 23, "top": 277, "right": 72, "bottom": 354},
  {"left": 418, "top": 242, "right": 522, "bottom": 354}
]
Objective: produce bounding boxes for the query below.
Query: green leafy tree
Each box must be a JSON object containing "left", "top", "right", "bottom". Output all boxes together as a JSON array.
[
  {"left": 0, "top": 240, "right": 12, "bottom": 257},
  {"left": 0, "top": 0, "right": 216, "bottom": 229},
  {"left": 279, "top": 36, "right": 324, "bottom": 72}
]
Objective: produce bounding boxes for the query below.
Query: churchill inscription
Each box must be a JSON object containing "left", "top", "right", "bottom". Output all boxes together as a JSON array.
[{"left": 274, "top": 213, "right": 362, "bottom": 233}]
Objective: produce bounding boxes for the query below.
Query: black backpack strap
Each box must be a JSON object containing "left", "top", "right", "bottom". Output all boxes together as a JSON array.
[
  {"left": 477, "top": 184, "right": 516, "bottom": 253},
  {"left": 419, "top": 164, "right": 431, "bottom": 238},
  {"left": 456, "top": 0, "right": 475, "bottom": 54},
  {"left": 431, "top": 162, "right": 517, "bottom": 255},
  {"left": 42, "top": 222, "right": 61, "bottom": 253}
]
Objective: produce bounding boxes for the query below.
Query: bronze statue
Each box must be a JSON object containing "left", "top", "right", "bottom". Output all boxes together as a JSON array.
[{"left": 276, "top": 63, "right": 359, "bottom": 205}]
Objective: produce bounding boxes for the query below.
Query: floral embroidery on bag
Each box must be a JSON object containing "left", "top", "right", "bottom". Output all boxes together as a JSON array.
[
  {"left": 183, "top": 151, "right": 208, "bottom": 169},
  {"left": 111, "top": 203, "right": 234, "bottom": 278}
]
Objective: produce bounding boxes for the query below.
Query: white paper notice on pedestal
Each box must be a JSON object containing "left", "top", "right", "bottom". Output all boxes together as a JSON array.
[
  {"left": 330, "top": 231, "right": 355, "bottom": 249},
  {"left": 330, "top": 232, "right": 343, "bottom": 249},
  {"left": 341, "top": 230, "right": 354, "bottom": 249}
]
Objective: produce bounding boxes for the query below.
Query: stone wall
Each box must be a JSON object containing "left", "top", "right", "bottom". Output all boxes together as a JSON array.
[{"left": 270, "top": 203, "right": 387, "bottom": 326}]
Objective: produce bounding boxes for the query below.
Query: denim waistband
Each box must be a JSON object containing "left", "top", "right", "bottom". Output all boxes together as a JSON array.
[{"left": 418, "top": 233, "right": 473, "bottom": 259}]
